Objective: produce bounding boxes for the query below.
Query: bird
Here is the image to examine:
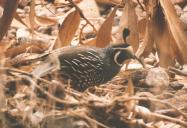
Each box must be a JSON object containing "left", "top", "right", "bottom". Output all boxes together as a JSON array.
[{"left": 32, "top": 29, "right": 138, "bottom": 91}]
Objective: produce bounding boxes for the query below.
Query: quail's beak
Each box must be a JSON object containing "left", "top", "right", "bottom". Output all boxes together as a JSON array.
[
  {"left": 125, "top": 46, "right": 145, "bottom": 68},
  {"left": 124, "top": 46, "right": 136, "bottom": 59}
]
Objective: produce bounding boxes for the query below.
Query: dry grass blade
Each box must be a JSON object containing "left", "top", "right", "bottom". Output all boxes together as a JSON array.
[
  {"left": 136, "top": 20, "right": 154, "bottom": 58},
  {"left": 96, "top": 6, "right": 118, "bottom": 48},
  {"left": 124, "top": 79, "right": 136, "bottom": 113},
  {"left": 57, "top": 9, "right": 80, "bottom": 47},
  {"left": 95, "top": 0, "right": 121, "bottom": 5},
  {"left": 29, "top": 0, "right": 36, "bottom": 35},
  {"left": 0, "top": 84, "right": 5, "bottom": 108},
  {"left": 14, "top": 12, "right": 30, "bottom": 28},
  {"left": 0, "top": 41, "right": 10, "bottom": 67},
  {"left": 0, "top": 0, "right": 19, "bottom": 41},
  {"left": 160, "top": 0, "right": 187, "bottom": 64}
]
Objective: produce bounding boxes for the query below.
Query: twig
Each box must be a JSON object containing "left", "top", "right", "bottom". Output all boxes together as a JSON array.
[
  {"left": 69, "top": 111, "right": 110, "bottom": 128},
  {"left": 40, "top": 0, "right": 56, "bottom": 15},
  {"left": 150, "top": 112, "right": 187, "bottom": 127},
  {"left": 79, "top": 22, "right": 88, "bottom": 44},
  {"left": 169, "top": 67, "right": 187, "bottom": 77},
  {"left": 137, "top": 0, "right": 146, "bottom": 11},
  {"left": 113, "top": 96, "right": 187, "bottom": 119},
  {"left": 0, "top": 67, "right": 83, "bottom": 106}
]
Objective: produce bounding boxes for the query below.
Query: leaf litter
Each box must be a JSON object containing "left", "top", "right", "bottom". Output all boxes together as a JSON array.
[{"left": 0, "top": 0, "right": 187, "bottom": 128}]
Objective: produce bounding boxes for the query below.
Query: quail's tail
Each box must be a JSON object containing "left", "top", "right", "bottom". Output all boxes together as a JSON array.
[
  {"left": 32, "top": 61, "right": 57, "bottom": 77},
  {"left": 32, "top": 51, "right": 61, "bottom": 77}
]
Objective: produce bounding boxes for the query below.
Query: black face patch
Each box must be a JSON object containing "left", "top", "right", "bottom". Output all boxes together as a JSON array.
[
  {"left": 112, "top": 43, "right": 130, "bottom": 49},
  {"left": 110, "top": 43, "right": 132, "bottom": 65},
  {"left": 115, "top": 50, "right": 130, "bottom": 65}
]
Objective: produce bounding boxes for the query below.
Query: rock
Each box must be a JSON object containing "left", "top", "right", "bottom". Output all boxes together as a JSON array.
[
  {"left": 145, "top": 67, "right": 169, "bottom": 94},
  {"left": 180, "top": 13, "right": 187, "bottom": 25},
  {"left": 169, "top": 82, "right": 184, "bottom": 90},
  {"left": 16, "top": 28, "right": 30, "bottom": 41},
  {"left": 183, "top": 5, "right": 187, "bottom": 11},
  {"left": 174, "top": 5, "right": 183, "bottom": 16}
]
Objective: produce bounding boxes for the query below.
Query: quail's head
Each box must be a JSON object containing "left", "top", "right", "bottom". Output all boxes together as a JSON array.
[{"left": 109, "top": 43, "right": 136, "bottom": 67}]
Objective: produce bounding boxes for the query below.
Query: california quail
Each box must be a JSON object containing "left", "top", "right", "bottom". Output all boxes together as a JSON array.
[{"left": 32, "top": 29, "right": 138, "bottom": 91}]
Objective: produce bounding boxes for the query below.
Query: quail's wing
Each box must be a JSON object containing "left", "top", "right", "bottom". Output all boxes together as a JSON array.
[
  {"left": 57, "top": 47, "right": 108, "bottom": 90},
  {"left": 32, "top": 46, "right": 105, "bottom": 78}
]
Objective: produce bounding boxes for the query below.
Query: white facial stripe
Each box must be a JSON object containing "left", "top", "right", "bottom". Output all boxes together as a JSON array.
[
  {"left": 113, "top": 46, "right": 134, "bottom": 54},
  {"left": 114, "top": 51, "right": 123, "bottom": 67}
]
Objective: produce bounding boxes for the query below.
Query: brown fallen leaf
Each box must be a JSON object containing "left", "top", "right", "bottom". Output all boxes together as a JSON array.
[
  {"left": 160, "top": 0, "right": 187, "bottom": 64},
  {"left": 29, "top": 0, "right": 36, "bottom": 34},
  {"left": 96, "top": 6, "right": 118, "bottom": 48},
  {"left": 136, "top": 20, "right": 154, "bottom": 58},
  {"left": 34, "top": 15, "right": 58, "bottom": 26},
  {"left": 152, "top": 2, "right": 175, "bottom": 67},
  {"left": 138, "top": 18, "right": 146, "bottom": 40},
  {"left": 5, "top": 41, "right": 49, "bottom": 58},
  {"left": 137, "top": 0, "right": 184, "bottom": 67},
  {"left": 56, "top": 9, "right": 81, "bottom": 48},
  {"left": 84, "top": 38, "right": 96, "bottom": 46}
]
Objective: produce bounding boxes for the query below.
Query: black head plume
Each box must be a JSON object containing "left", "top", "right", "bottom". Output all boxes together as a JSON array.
[{"left": 123, "top": 28, "right": 130, "bottom": 43}]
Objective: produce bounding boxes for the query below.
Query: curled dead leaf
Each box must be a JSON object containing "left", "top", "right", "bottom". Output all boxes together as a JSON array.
[
  {"left": 56, "top": 9, "right": 81, "bottom": 47},
  {"left": 96, "top": 6, "right": 118, "bottom": 48}
]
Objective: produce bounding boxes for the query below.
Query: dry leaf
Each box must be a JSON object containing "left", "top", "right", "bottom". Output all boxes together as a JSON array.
[
  {"left": 136, "top": 20, "right": 154, "bottom": 58},
  {"left": 160, "top": 0, "right": 187, "bottom": 64},
  {"left": 138, "top": 18, "right": 146, "bottom": 40},
  {"left": 137, "top": 0, "right": 182, "bottom": 67},
  {"left": 5, "top": 41, "right": 49, "bottom": 58},
  {"left": 154, "top": 23, "right": 175, "bottom": 67},
  {"left": 35, "top": 15, "right": 58, "bottom": 26},
  {"left": 57, "top": 9, "right": 81, "bottom": 47},
  {"left": 96, "top": 6, "right": 118, "bottom": 48},
  {"left": 84, "top": 38, "right": 96, "bottom": 46},
  {"left": 29, "top": 0, "right": 36, "bottom": 34}
]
